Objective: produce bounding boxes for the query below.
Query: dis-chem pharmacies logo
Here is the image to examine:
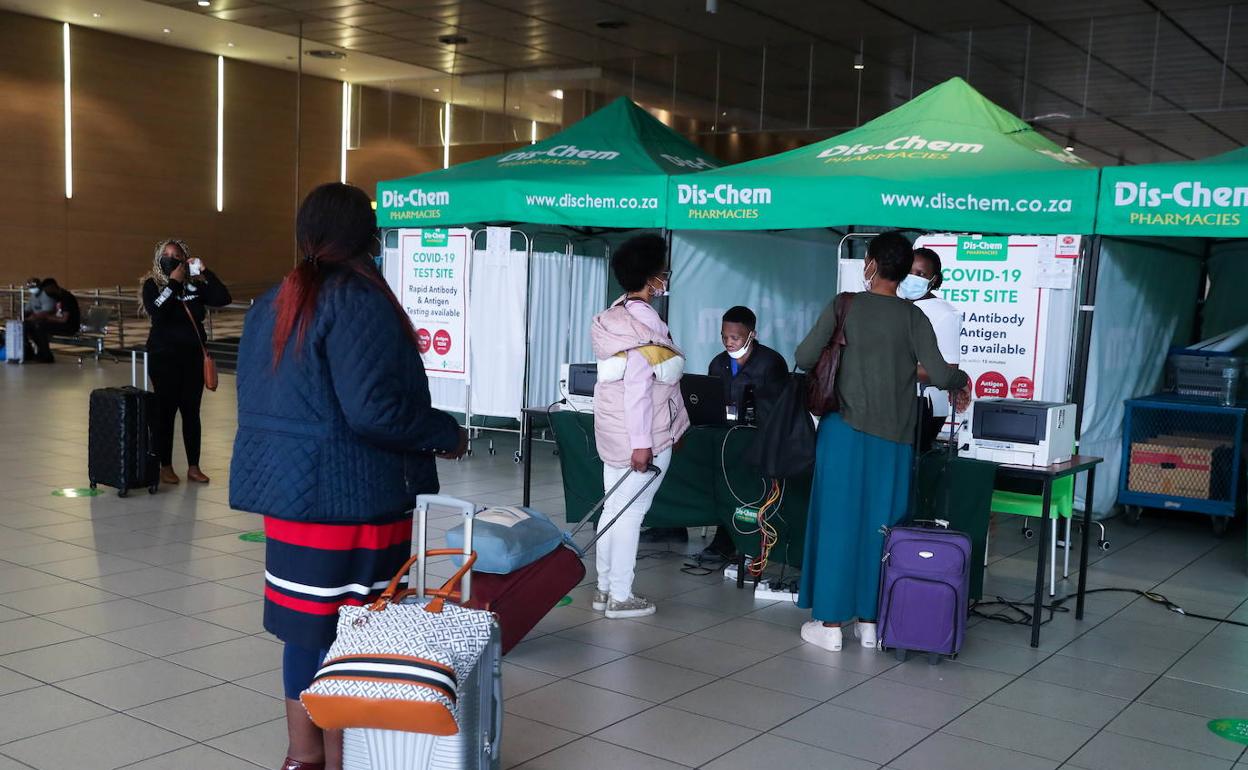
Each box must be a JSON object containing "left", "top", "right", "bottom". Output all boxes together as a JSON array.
[
  {"left": 420, "top": 229, "right": 448, "bottom": 247},
  {"left": 380, "top": 189, "right": 451, "bottom": 209},
  {"left": 498, "top": 144, "right": 621, "bottom": 165},
  {"left": 816, "top": 134, "right": 984, "bottom": 162}
]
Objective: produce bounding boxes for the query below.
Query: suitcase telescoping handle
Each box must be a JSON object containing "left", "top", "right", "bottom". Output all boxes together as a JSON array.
[
  {"left": 129, "top": 350, "right": 149, "bottom": 390},
  {"left": 414, "top": 495, "right": 478, "bottom": 604},
  {"left": 565, "top": 464, "right": 662, "bottom": 554}
]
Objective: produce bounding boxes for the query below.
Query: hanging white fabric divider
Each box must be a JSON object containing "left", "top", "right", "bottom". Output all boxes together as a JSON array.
[
  {"left": 468, "top": 243, "right": 529, "bottom": 419},
  {"left": 527, "top": 250, "right": 608, "bottom": 408},
  {"left": 1077, "top": 237, "right": 1203, "bottom": 516}
]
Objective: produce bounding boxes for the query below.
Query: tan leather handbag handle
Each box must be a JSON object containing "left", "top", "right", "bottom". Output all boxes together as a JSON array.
[{"left": 368, "top": 548, "right": 477, "bottom": 614}]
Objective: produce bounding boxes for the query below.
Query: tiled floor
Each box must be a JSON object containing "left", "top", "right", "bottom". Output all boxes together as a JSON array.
[{"left": 2, "top": 360, "right": 1248, "bottom": 769}]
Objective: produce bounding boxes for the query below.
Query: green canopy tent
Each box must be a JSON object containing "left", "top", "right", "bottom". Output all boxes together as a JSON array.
[
  {"left": 376, "top": 96, "right": 719, "bottom": 229},
  {"left": 1096, "top": 146, "right": 1248, "bottom": 238},
  {"left": 666, "top": 77, "right": 1099, "bottom": 234}
]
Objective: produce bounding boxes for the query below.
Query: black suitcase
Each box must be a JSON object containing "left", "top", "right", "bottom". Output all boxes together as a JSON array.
[{"left": 88, "top": 386, "right": 159, "bottom": 497}]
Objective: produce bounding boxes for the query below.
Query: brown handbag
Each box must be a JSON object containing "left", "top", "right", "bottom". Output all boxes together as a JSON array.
[
  {"left": 806, "top": 291, "right": 855, "bottom": 417},
  {"left": 182, "top": 302, "right": 218, "bottom": 392}
]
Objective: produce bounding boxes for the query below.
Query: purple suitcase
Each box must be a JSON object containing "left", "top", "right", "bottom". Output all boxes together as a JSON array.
[{"left": 877, "top": 525, "right": 971, "bottom": 664}]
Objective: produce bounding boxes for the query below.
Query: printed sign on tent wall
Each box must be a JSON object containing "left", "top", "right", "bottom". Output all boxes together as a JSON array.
[
  {"left": 915, "top": 234, "right": 1056, "bottom": 414},
  {"left": 399, "top": 228, "right": 471, "bottom": 379}
]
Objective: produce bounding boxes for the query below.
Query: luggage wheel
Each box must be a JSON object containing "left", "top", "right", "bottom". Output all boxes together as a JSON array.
[
  {"left": 117, "top": 488, "right": 128, "bottom": 498},
  {"left": 1022, "top": 526, "right": 1034, "bottom": 540},
  {"left": 513, "top": 450, "right": 522, "bottom": 464},
  {"left": 1124, "top": 505, "right": 1143, "bottom": 526},
  {"left": 89, "top": 482, "right": 97, "bottom": 490},
  {"left": 894, "top": 648, "right": 909, "bottom": 663},
  {"left": 1211, "top": 515, "right": 1230, "bottom": 538},
  {"left": 148, "top": 484, "right": 158, "bottom": 495},
  {"left": 926, "top": 653, "right": 943, "bottom": 666}
]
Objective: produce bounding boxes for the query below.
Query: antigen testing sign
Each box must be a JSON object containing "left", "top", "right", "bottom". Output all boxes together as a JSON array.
[{"left": 399, "top": 228, "right": 470, "bottom": 379}]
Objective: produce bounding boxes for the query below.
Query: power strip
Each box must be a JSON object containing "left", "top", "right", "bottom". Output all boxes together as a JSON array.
[{"left": 753, "top": 582, "right": 799, "bottom": 602}]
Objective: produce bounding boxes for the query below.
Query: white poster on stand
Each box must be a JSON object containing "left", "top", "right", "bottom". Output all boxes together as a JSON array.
[
  {"left": 915, "top": 234, "right": 1050, "bottom": 404},
  {"left": 398, "top": 228, "right": 471, "bottom": 379}
]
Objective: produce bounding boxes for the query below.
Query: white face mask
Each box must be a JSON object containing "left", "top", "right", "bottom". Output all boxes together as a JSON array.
[
  {"left": 863, "top": 262, "right": 878, "bottom": 289},
  {"left": 649, "top": 277, "right": 668, "bottom": 297},
  {"left": 28, "top": 287, "right": 39, "bottom": 296},
  {"left": 897, "top": 274, "right": 932, "bottom": 301},
  {"left": 727, "top": 334, "right": 754, "bottom": 360}
]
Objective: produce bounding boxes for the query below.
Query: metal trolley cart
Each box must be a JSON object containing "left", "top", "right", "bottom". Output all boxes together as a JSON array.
[{"left": 1118, "top": 394, "right": 1246, "bottom": 536}]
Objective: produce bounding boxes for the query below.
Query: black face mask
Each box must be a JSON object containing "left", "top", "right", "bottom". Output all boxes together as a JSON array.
[{"left": 159, "top": 256, "right": 182, "bottom": 276}]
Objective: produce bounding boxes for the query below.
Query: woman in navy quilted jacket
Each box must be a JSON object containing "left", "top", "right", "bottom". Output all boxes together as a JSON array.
[{"left": 230, "top": 183, "right": 466, "bottom": 770}]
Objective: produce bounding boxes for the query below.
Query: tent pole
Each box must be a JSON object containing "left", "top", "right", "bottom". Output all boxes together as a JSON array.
[
  {"left": 1193, "top": 238, "right": 1212, "bottom": 345},
  {"left": 1070, "top": 235, "right": 1101, "bottom": 442},
  {"left": 520, "top": 230, "right": 534, "bottom": 461}
]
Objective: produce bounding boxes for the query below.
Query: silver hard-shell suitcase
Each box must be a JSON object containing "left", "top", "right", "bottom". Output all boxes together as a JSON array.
[{"left": 342, "top": 495, "right": 503, "bottom": 770}]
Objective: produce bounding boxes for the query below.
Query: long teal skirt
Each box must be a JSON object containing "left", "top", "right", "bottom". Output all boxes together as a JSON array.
[{"left": 797, "top": 413, "right": 913, "bottom": 623}]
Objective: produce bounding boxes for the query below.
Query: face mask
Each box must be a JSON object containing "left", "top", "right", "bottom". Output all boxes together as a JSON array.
[
  {"left": 726, "top": 333, "right": 754, "bottom": 360},
  {"left": 863, "top": 263, "right": 877, "bottom": 289},
  {"left": 159, "top": 256, "right": 182, "bottom": 276},
  {"left": 27, "top": 287, "right": 39, "bottom": 296},
  {"left": 649, "top": 277, "right": 669, "bottom": 297},
  {"left": 897, "top": 274, "right": 932, "bottom": 301}
]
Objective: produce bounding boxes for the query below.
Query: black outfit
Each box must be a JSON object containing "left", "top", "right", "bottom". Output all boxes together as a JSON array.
[
  {"left": 707, "top": 342, "right": 790, "bottom": 419},
  {"left": 24, "top": 291, "right": 80, "bottom": 362},
  {"left": 142, "top": 272, "right": 232, "bottom": 466},
  {"left": 702, "top": 342, "right": 790, "bottom": 559}
]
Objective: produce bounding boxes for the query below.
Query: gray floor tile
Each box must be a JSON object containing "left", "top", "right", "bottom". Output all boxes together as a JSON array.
[
  {"left": 527, "top": 604, "right": 601, "bottom": 637},
  {"left": 205, "top": 718, "right": 289, "bottom": 768},
  {"left": 127, "top": 683, "right": 284, "bottom": 740},
  {"left": 1139, "top": 677, "right": 1248, "bottom": 720},
  {"left": 572, "top": 655, "right": 715, "bottom": 703},
  {"left": 1083, "top": 616, "right": 1210, "bottom": 652},
  {"left": 554, "top": 617, "right": 685, "bottom": 654},
  {"left": 499, "top": 715, "right": 579, "bottom": 770},
  {"left": 0, "top": 542, "right": 98, "bottom": 566},
  {"left": 0, "top": 685, "right": 112, "bottom": 744},
  {"left": 832, "top": 676, "right": 977, "bottom": 729},
  {"left": 1168, "top": 651, "right": 1248, "bottom": 694},
  {"left": 0, "top": 616, "right": 84, "bottom": 655},
  {"left": 0, "top": 666, "right": 40, "bottom": 697},
  {"left": 702, "top": 733, "right": 878, "bottom": 770},
  {"left": 32, "top": 554, "right": 152, "bottom": 580},
  {"left": 1107, "top": 703, "right": 1243, "bottom": 761},
  {"left": 637, "top": 635, "right": 771, "bottom": 677},
  {"left": 505, "top": 636, "right": 628, "bottom": 678},
  {"left": 57, "top": 658, "right": 221, "bottom": 710},
  {"left": 666, "top": 678, "right": 819, "bottom": 730},
  {"left": 164, "top": 635, "right": 282, "bottom": 680},
  {"left": 0, "top": 582, "right": 120, "bottom": 615},
  {"left": 593, "top": 705, "right": 759, "bottom": 767},
  {"left": 1068, "top": 731, "right": 1235, "bottom": 770},
  {"left": 119, "top": 744, "right": 266, "bottom": 770},
  {"left": 891, "top": 732, "right": 1060, "bottom": 770},
  {"left": 231, "top": 668, "right": 284, "bottom": 700},
  {"left": 137, "top": 582, "right": 257, "bottom": 614},
  {"left": 1059, "top": 633, "right": 1186, "bottom": 674},
  {"left": 0, "top": 565, "right": 70, "bottom": 593},
  {"left": 627, "top": 600, "right": 740, "bottom": 634},
  {"left": 502, "top": 661, "right": 559, "bottom": 698},
  {"left": 782, "top": 639, "right": 902, "bottom": 676},
  {"left": 81, "top": 566, "right": 205, "bottom": 596},
  {"left": 41, "top": 598, "right": 180, "bottom": 635},
  {"left": 0, "top": 636, "right": 148, "bottom": 682},
  {"left": 944, "top": 702, "right": 1095, "bottom": 761},
  {"left": 510, "top": 736, "right": 689, "bottom": 770},
  {"left": 1, "top": 713, "right": 191, "bottom": 770},
  {"left": 695, "top": 617, "right": 805, "bottom": 654},
  {"left": 773, "top": 702, "right": 932, "bottom": 764},
  {"left": 729, "top": 655, "right": 870, "bottom": 701},
  {"left": 100, "top": 616, "right": 244, "bottom": 656},
  {"left": 505, "top": 679, "right": 652, "bottom": 735},
  {"left": 1025, "top": 654, "right": 1159, "bottom": 700},
  {"left": 988, "top": 678, "right": 1130, "bottom": 728},
  {"left": 881, "top": 658, "right": 1015, "bottom": 700},
  {"left": 192, "top": 600, "right": 265, "bottom": 634}
]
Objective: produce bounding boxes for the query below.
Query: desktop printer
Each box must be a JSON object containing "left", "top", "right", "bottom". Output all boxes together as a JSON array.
[
  {"left": 964, "top": 399, "right": 1075, "bottom": 466},
  {"left": 558, "top": 363, "right": 597, "bottom": 410}
]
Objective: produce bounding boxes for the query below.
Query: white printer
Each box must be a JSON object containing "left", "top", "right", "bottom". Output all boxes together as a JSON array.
[
  {"left": 558, "top": 363, "right": 596, "bottom": 410},
  {"left": 963, "top": 399, "right": 1076, "bottom": 466}
]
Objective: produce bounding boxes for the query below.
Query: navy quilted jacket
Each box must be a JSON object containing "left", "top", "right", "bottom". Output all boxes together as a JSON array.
[{"left": 229, "top": 272, "right": 460, "bottom": 523}]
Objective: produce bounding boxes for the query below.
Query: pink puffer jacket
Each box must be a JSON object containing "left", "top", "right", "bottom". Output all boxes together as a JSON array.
[{"left": 590, "top": 299, "right": 691, "bottom": 468}]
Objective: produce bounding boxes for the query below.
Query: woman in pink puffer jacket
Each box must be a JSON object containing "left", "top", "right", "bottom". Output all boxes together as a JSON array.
[{"left": 588, "top": 234, "right": 690, "bottom": 619}]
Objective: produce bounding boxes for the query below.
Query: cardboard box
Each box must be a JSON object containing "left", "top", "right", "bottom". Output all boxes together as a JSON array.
[{"left": 1128, "top": 441, "right": 1220, "bottom": 500}]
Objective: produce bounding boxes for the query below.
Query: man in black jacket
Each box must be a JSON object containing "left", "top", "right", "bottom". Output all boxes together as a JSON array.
[{"left": 24, "top": 279, "right": 80, "bottom": 363}]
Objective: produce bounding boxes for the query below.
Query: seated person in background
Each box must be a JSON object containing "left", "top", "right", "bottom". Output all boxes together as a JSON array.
[
  {"left": 23, "top": 279, "right": 80, "bottom": 363},
  {"left": 698, "top": 305, "right": 790, "bottom": 561},
  {"left": 900, "top": 247, "right": 967, "bottom": 449},
  {"left": 24, "top": 277, "right": 56, "bottom": 318}
]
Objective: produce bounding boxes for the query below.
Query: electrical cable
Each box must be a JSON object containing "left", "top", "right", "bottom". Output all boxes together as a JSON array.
[{"left": 972, "top": 587, "right": 1248, "bottom": 629}]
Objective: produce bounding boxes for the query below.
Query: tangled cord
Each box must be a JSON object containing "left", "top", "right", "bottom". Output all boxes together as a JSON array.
[{"left": 973, "top": 587, "right": 1248, "bottom": 628}]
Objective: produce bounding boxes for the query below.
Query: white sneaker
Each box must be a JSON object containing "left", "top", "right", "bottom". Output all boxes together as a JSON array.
[
  {"left": 854, "top": 621, "right": 877, "bottom": 649},
  {"left": 800, "top": 620, "right": 843, "bottom": 652},
  {"left": 591, "top": 590, "right": 608, "bottom": 612},
  {"left": 605, "top": 595, "right": 656, "bottom": 619}
]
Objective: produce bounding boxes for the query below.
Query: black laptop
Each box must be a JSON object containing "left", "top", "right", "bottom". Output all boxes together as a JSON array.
[{"left": 680, "top": 374, "right": 728, "bottom": 426}]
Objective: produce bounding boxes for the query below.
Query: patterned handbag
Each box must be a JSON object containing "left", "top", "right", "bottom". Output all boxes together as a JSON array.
[{"left": 301, "top": 549, "right": 494, "bottom": 736}]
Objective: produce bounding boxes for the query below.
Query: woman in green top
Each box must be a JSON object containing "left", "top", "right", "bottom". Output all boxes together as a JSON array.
[{"left": 794, "top": 232, "right": 970, "bottom": 653}]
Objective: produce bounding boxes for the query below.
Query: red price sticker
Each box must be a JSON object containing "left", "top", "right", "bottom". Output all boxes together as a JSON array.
[
  {"left": 416, "top": 329, "right": 432, "bottom": 354},
  {"left": 1010, "top": 376, "right": 1034, "bottom": 399},
  {"left": 975, "top": 371, "right": 1008, "bottom": 398},
  {"left": 433, "top": 330, "right": 452, "bottom": 356}
]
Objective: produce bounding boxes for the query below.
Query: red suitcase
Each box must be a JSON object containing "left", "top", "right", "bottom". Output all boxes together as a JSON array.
[{"left": 430, "top": 466, "right": 661, "bottom": 655}]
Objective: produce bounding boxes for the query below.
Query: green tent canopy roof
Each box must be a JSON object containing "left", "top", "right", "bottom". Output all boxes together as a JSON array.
[
  {"left": 375, "top": 97, "right": 719, "bottom": 229},
  {"left": 666, "top": 77, "right": 1099, "bottom": 234},
  {"left": 1096, "top": 146, "right": 1248, "bottom": 238}
]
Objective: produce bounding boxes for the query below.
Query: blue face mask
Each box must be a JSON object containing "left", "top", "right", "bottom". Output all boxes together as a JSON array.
[{"left": 897, "top": 274, "right": 931, "bottom": 301}]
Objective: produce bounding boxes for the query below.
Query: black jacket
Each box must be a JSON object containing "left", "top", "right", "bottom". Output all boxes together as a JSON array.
[
  {"left": 142, "top": 272, "right": 232, "bottom": 355},
  {"left": 707, "top": 342, "right": 790, "bottom": 410}
]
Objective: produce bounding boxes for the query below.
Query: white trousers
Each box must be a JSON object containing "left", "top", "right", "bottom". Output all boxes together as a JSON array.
[{"left": 596, "top": 449, "right": 672, "bottom": 602}]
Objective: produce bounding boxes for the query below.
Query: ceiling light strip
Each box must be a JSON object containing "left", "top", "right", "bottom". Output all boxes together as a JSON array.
[
  {"left": 443, "top": 102, "right": 451, "bottom": 169},
  {"left": 63, "top": 23, "right": 72, "bottom": 199},
  {"left": 216, "top": 56, "right": 224, "bottom": 212},
  {"left": 340, "top": 81, "right": 351, "bottom": 183}
]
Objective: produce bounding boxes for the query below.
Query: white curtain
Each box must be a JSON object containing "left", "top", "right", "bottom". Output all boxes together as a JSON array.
[
  {"left": 527, "top": 250, "right": 609, "bottom": 408},
  {"left": 668, "top": 229, "right": 841, "bottom": 371},
  {"left": 1078, "top": 237, "right": 1203, "bottom": 515}
]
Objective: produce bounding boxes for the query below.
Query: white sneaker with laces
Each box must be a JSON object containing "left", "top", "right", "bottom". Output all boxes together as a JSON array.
[
  {"left": 591, "top": 590, "right": 608, "bottom": 612},
  {"left": 800, "top": 620, "right": 843, "bottom": 652},
  {"left": 854, "top": 621, "right": 877, "bottom": 649},
  {"left": 605, "top": 595, "right": 656, "bottom": 619}
]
